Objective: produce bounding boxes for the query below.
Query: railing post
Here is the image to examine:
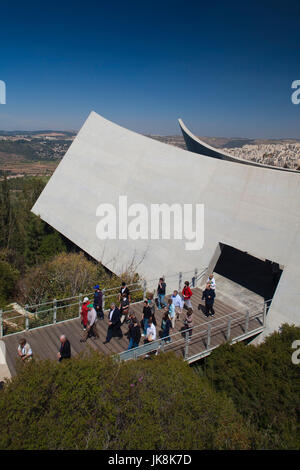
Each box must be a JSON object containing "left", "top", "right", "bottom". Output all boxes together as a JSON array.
[
  {"left": 184, "top": 330, "right": 189, "bottom": 359},
  {"left": 179, "top": 272, "right": 182, "bottom": 292},
  {"left": 207, "top": 324, "right": 211, "bottom": 349},
  {"left": 245, "top": 310, "right": 249, "bottom": 333},
  {"left": 78, "top": 293, "right": 82, "bottom": 318},
  {"left": 143, "top": 280, "right": 147, "bottom": 299},
  {"left": 25, "top": 304, "right": 29, "bottom": 331},
  {"left": 53, "top": 299, "right": 57, "bottom": 324},
  {"left": 263, "top": 301, "right": 267, "bottom": 327},
  {"left": 226, "top": 318, "right": 232, "bottom": 341},
  {"left": 0, "top": 309, "right": 3, "bottom": 338},
  {"left": 193, "top": 268, "right": 198, "bottom": 287},
  {"left": 102, "top": 288, "right": 106, "bottom": 312}
]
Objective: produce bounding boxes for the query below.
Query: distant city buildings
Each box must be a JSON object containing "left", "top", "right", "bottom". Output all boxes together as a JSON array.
[{"left": 226, "top": 143, "right": 300, "bottom": 170}]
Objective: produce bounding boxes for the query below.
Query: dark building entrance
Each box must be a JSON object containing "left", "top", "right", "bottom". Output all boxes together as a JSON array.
[{"left": 214, "top": 243, "right": 283, "bottom": 302}]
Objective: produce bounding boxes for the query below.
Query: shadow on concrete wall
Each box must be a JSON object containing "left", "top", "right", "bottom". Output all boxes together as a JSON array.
[{"left": 214, "top": 243, "right": 282, "bottom": 301}]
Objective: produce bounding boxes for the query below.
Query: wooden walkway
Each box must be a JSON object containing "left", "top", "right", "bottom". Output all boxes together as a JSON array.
[{"left": 2, "top": 288, "right": 264, "bottom": 376}]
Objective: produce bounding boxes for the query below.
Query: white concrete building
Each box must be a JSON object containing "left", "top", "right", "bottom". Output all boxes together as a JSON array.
[{"left": 32, "top": 111, "right": 300, "bottom": 340}]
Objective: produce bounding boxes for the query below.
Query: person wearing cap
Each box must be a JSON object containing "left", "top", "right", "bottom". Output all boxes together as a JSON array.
[
  {"left": 80, "top": 304, "right": 99, "bottom": 342},
  {"left": 93, "top": 285, "right": 104, "bottom": 320},
  {"left": 81, "top": 297, "right": 89, "bottom": 330}
]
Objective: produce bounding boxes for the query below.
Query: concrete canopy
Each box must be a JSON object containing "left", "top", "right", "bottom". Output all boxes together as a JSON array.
[
  {"left": 32, "top": 111, "right": 300, "bottom": 338},
  {"left": 179, "top": 118, "right": 299, "bottom": 172}
]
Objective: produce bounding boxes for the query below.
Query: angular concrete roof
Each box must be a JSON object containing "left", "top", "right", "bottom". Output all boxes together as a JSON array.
[
  {"left": 179, "top": 118, "right": 299, "bottom": 172},
  {"left": 32, "top": 111, "right": 300, "bottom": 338}
]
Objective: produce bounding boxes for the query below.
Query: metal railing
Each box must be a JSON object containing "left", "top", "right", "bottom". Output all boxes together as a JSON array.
[
  {"left": 117, "top": 304, "right": 267, "bottom": 363},
  {"left": 0, "top": 267, "right": 208, "bottom": 337}
]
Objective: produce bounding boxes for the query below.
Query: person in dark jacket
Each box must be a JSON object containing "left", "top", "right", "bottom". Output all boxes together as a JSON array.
[
  {"left": 119, "top": 293, "right": 130, "bottom": 324},
  {"left": 202, "top": 284, "right": 216, "bottom": 316},
  {"left": 103, "top": 303, "right": 123, "bottom": 343},
  {"left": 93, "top": 285, "right": 104, "bottom": 319},
  {"left": 127, "top": 317, "right": 141, "bottom": 349},
  {"left": 119, "top": 281, "right": 130, "bottom": 302},
  {"left": 157, "top": 277, "right": 166, "bottom": 309},
  {"left": 142, "top": 300, "right": 152, "bottom": 336},
  {"left": 57, "top": 335, "right": 71, "bottom": 362},
  {"left": 161, "top": 312, "right": 172, "bottom": 343}
]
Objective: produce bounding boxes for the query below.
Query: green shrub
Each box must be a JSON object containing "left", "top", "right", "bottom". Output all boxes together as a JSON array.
[
  {"left": 0, "top": 352, "right": 250, "bottom": 450},
  {"left": 204, "top": 324, "right": 300, "bottom": 449}
]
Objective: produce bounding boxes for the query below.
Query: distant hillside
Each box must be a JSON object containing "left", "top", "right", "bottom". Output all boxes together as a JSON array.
[{"left": 0, "top": 130, "right": 76, "bottom": 137}]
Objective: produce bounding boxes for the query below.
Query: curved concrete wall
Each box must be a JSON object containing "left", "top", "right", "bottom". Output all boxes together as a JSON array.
[
  {"left": 32, "top": 111, "right": 300, "bottom": 340},
  {"left": 179, "top": 118, "right": 299, "bottom": 173}
]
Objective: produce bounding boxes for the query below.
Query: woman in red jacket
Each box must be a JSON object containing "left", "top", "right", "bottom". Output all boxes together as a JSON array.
[{"left": 182, "top": 281, "right": 193, "bottom": 309}]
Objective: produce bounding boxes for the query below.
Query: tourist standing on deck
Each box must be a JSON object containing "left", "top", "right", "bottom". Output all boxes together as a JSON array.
[
  {"left": 120, "top": 292, "right": 130, "bottom": 325},
  {"left": 81, "top": 304, "right": 99, "bottom": 341},
  {"left": 119, "top": 281, "right": 130, "bottom": 302},
  {"left": 103, "top": 303, "right": 123, "bottom": 344},
  {"left": 172, "top": 290, "right": 183, "bottom": 320},
  {"left": 206, "top": 274, "right": 216, "bottom": 291},
  {"left": 145, "top": 318, "right": 156, "bottom": 343},
  {"left": 17, "top": 338, "right": 32, "bottom": 362},
  {"left": 184, "top": 308, "right": 194, "bottom": 339},
  {"left": 142, "top": 300, "right": 152, "bottom": 336},
  {"left": 166, "top": 298, "right": 176, "bottom": 328},
  {"left": 93, "top": 285, "right": 104, "bottom": 320},
  {"left": 161, "top": 312, "right": 172, "bottom": 343},
  {"left": 81, "top": 297, "right": 89, "bottom": 330},
  {"left": 57, "top": 335, "right": 71, "bottom": 362},
  {"left": 157, "top": 277, "right": 167, "bottom": 309},
  {"left": 147, "top": 292, "right": 156, "bottom": 317},
  {"left": 202, "top": 284, "right": 216, "bottom": 316},
  {"left": 182, "top": 281, "right": 193, "bottom": 309},
  {"left": 127, "top": 317, "right": 141, "bottom": 350}
]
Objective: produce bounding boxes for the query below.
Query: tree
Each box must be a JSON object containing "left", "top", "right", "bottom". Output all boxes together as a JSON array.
[
  {"left": 0, "top": 352, "right": 250, "bottom": 450},
  {"left": 0, "top": 260, "right": 19, "bottom": 307},
  {"left": 203, "top": 324, "right": 300, "bottom": 449}
]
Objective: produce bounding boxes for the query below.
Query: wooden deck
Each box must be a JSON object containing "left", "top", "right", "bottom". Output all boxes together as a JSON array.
[{"left": 2, "top": 288, "right": 264, "bottom": 375}]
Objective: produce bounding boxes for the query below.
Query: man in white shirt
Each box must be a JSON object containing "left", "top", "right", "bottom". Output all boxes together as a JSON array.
[
  {"left": 17, "top": 338, "right": 32, "bottom": 362},
  {"left": 207, "top": 274, "right": 216, "bottom": 290},
  {"left": 172, "top": 290, "right": 184, "bottom": 319},
  {"left": 146, "top": 319, "right": 156, "bottom": 342}
]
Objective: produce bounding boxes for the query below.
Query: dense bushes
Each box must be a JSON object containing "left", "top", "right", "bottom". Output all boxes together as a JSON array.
[
  {"left": 203, "top": 324, "right": 300, "bottom": 449},
  {"left": 0, "top": 260, "right": 19, "bottom": 306},
  {"left": 0, "top": 352, "right": 250, "bottom": 450}
]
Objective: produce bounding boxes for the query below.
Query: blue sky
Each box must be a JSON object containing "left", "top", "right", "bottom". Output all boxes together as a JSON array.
[{"left": 0, "top": 0, "right": 300, "bottom": 137}]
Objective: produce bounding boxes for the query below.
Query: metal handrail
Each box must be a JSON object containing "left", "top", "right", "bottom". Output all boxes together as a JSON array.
[
  {"left": 0, "top": 267, "right": 207, "bottom": 337},
  {"left": 118, "top": 306, "right": 264, "bottom": 361}
]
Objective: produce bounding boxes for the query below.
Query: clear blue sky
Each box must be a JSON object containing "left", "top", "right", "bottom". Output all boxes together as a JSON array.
[{"left": 0, "top": 0, "right": 300, "bottom": 137}]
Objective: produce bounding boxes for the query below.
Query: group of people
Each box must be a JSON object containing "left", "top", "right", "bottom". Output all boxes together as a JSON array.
[
  {"left": 17, "top": 334, "right": 71, "bottom": 364},
  {"left": 82, "top": 273, "right": 217, "bottom": 350},
  {"left": 16, "top": 273, "right": 217, "bottom": 362}
]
